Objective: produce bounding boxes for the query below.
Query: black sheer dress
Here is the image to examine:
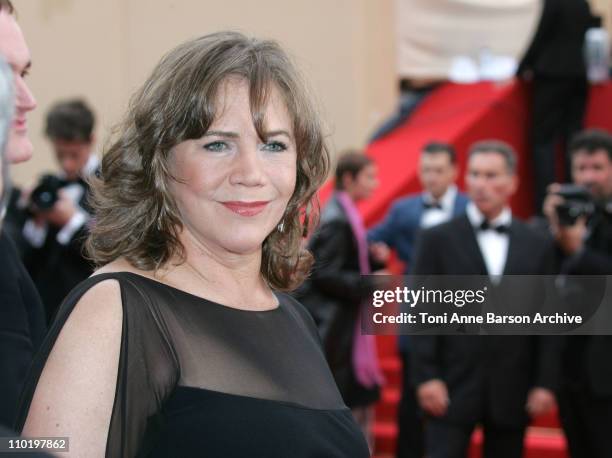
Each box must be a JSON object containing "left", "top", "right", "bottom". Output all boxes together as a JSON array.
[{"left": 15, "top": 272, "right": 370, "bottom": 458}]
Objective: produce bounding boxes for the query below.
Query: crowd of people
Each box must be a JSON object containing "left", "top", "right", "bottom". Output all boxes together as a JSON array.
[
  {"left": 300, "top": 134, "right": 611, "bottom": 458},
  {"left": 1, "top": 0, "right": 611, "bottom": 457}
]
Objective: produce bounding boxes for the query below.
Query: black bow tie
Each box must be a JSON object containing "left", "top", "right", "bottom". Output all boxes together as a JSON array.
[
  {"left": 479, "top": 220, "right": 510, "bottom": 233},
  {"left": 423, "top": 201, "right": 442, "bottom": 210}
]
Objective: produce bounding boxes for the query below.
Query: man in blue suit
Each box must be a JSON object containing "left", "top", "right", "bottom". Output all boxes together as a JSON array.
[
  {"left": 369, "top": 142, "right": 469, "bottom": 271},
  {"left": 368, "top": 141, "right": 468, "bottom": 458}
]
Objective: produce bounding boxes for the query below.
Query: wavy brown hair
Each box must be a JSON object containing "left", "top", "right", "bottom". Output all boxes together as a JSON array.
[{"left": 86, "top": 31, "right": 330, "bottom": 291}]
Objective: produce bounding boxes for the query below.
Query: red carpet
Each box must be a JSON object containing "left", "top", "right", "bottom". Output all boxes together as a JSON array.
[{"left": 318, "top": 80, "right": 612, "bottom": 457}]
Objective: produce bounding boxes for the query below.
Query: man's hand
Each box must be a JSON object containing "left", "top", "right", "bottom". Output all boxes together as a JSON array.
[
  {"left": 43, "top": 190, "right": 77, "bottom": 228},
  {"left": 370, "top": 242, "right": 391, "bottom": 264},
  {"left": 556, "top": 216, "right": 587, "bottom": 256},
  {"left": 543, "top": 183, "right": 562, "bottom": 227},
  {"left": 526, "top": 387, "right": 556, "bottom": 417},
  {"left": 543, "top": 183, "right": 586, "bottom": 255},
  {"left": 417, "top": 379, "right": 449, "bottom": 417}
]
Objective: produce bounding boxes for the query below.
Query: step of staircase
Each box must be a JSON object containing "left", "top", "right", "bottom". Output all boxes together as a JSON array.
[
  {"left": 372, "top": 337, "right": 566, "bottom": 456},
  {"left": 372, "top": 421, "right": 568, "bottom": 458}
]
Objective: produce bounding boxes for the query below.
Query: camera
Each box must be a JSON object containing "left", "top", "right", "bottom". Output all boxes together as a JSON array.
[
  {"left": 554, "top": 184, "right": 596, "bottom": 226},
  {"left": 29, "top": 174, "right": 65, "bottom": 211}
]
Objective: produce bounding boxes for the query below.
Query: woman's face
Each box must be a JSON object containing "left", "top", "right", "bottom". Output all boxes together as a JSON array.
[
  {"left": 168, "top": 77, "right": 297, "bottom": 256},
  {"left": 344, "top": 163, "right": 378, "bottom": 202}
]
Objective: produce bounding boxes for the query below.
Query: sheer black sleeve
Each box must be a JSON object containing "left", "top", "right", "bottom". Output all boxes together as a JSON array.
[{"left": 15, "top": 273, "right": 180, "bottom": 457}]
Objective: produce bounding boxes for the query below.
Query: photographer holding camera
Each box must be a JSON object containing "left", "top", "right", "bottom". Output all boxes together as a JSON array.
[
  {"left": 544, "top": 129, "right": 612, "bottom": 273},
  {"left": 15, "top": 99, "right": 98, "bottom": 323},
  {"left": 543, "top": 128, "right": 612, "bottom": 458}
]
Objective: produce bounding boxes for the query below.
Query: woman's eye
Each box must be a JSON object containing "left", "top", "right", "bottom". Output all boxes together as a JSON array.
[
  {"left": 203, "top": 141, "right": 228, "bottom": 152},
  {"left": 262, "top": 141, "right": 288, "bottom": 152}
]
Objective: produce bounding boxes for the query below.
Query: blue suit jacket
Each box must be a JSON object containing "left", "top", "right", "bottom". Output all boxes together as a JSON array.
[
  {"left": 368, "top": 191, "right": 469, "bottom": 353},
  {"left": 368, "top": 191, "right": 469, "bottom": 273}
]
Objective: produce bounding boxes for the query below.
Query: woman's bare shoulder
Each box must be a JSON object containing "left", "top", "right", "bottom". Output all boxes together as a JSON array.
[{"left": 22, "top": 272, "right": 124, "bottom": 452}]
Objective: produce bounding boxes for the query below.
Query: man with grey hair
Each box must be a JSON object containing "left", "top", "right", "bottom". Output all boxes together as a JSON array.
[
  {"left": 0, "top": 0, "right": 46, "bottom": 429},
  {"left": 409, "top": 140, "right": 559, "bottom": 458}
]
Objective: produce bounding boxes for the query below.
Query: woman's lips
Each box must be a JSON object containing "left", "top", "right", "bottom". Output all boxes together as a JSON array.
[{"left": 221, "top": 201, "right": 270, "bottom": 216}]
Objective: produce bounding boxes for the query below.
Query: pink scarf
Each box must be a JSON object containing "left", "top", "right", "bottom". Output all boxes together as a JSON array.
[{"left": 335, "top": 192, "right": 385, "bottom": 389}]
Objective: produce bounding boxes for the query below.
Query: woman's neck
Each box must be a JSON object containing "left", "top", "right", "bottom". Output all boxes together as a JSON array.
[{"left": 161, "top": 229, "right": 276, "bottom": 311}]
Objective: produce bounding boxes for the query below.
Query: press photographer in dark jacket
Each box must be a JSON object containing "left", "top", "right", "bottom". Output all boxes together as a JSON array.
[
  {"left": 543, "top": 129, "right": 612, "bottom": 458},
  {"left": 9, "top": 99, "right": 98, "bottom": 323}
]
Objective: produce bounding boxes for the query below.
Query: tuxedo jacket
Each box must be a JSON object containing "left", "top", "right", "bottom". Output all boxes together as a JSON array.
[
  {"left": 560, "top": 211, "right": 612, "bottom": 397},
  {"left": 368, "top": 191, "right": 469, "bottom": 272},
  {"left": 18, "top": 177, "right": 95, "bottom": 323},
  {"left": 410, "top": 214, "right": 560, "bottom": 428},
  {"left": 0, "top": 232, "right": 46, "bottom": 428}
]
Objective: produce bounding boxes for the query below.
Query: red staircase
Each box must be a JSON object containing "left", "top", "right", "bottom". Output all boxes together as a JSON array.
[
  {"left": 318, "top": 81, "right": 612, "bottom": 457},
  {"left": 371, "top": 336, "right": 569, "bottom": 458}
]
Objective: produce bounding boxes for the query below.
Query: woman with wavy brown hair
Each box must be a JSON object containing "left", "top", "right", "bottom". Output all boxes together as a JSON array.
[{"left": 15, "top": 31, "right": 370, "bottom": 457}]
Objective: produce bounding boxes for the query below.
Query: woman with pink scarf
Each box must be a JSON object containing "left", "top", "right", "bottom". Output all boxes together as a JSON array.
[{"left": 297, "top": 151, "right": 389, "bottom": 447}]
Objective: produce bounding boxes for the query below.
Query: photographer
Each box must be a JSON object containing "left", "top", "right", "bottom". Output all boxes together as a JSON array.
[
  {"left": 14, "top": 99, "right": 98, "bottom": 323},
  {"left": 543, "top": 128, "right": 612, "bottom": 458}
]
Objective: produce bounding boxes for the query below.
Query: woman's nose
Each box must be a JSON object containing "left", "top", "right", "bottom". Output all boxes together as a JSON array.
[{"left": 229, "top": 149, "right": 266, "bottom": 187}]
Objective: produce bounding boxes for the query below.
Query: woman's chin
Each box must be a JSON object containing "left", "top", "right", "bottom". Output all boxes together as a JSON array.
[{"left": 219, "top": 235, "right": 268, "bottom": 256}]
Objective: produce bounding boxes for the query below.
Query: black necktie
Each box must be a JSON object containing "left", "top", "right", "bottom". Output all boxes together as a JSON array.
[
  {"left": 423, "top": 201, "right": 442, "bottom": 210},
  {"left": 479, "top": 220, "right": 509, "bottom": 233}
]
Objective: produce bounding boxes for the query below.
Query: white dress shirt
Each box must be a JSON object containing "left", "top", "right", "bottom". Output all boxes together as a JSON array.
[
  {"left": 420, "top": 184, "right": 458, "bottom": 229},
  {"left": 466, "top": 202, "right": 512, "bottom": 283}
]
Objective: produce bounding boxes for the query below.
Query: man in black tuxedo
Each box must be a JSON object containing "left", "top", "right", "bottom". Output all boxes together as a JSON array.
[
  {"left": 411, "top": 141, "right": 558, "bottom": 458},
  {"left": 0, "top": 0, "right": 46, "bottom": 429},
  {"left": 12, "top": 99, "right": 97, "bottom": 323},
  {"left": 543, "top": 129, "right": 612, "bottom": 458}
]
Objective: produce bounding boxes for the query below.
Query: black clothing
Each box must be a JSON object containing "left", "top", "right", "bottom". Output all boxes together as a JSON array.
[
  {"left": 3, "top": 189, "right": 28, "bottom": 256},
  {"left": 24, "top": 222, "right": 93, "bottom": 323},
  {"left": 295, "top": 195, "right": 383, "bottom": 408},
  {"left": 0, "top": 232, "right": 46, "bottom": 428},
  {"left": 0, "top": 425, "right": 52, "bottom": 457},
  {"left": 410, "top": 213, "right": 555, "bottom": 281},
  {"left": 518, "top": 0, "right": 596, "bottom": 212},
  {"left": 563, "top": 210, "right": 612, "bottom": 276},
  {"left": 558, "top": 386, "right": 612, "bottom": 458},
  {"left": 530, "top": 76, "right": 588, "bottom": 210},
  {"left": 9, "top": 178, "right": 95, "bottom": 323},
  {"left": 425, "top": 419, "right": 525, "bottom": 458},
  {"left": 556, "top": 208, "right": 612, "bottom": 457},
  {"left": 395, "top": 350, "right": 424, "bottom": 458},
  {"left": 519, "top": 0, "right": 595, "bottom": 79},
  {"left": 560, "top": 210, "right": 612, "bottom": 397},
  {"left": 478, "top": 220, "right": 509, "bottom": 233},
  {"left": 15, "top": 272, "right": 369, "bottom": 458},
  {"left": 410, "top": 215, "right": 558, "bottom": 457}
]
